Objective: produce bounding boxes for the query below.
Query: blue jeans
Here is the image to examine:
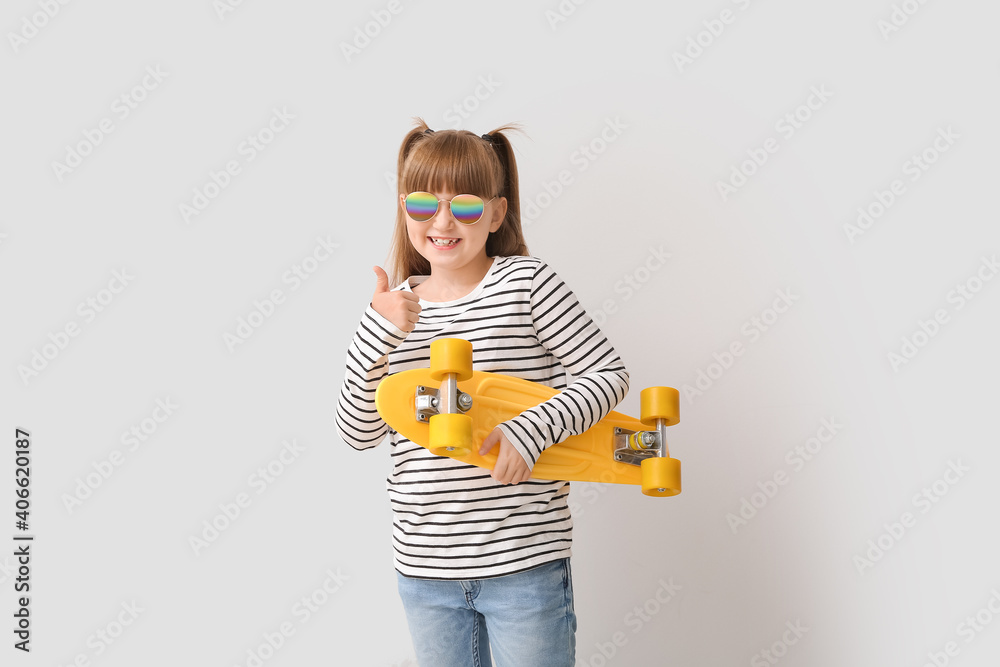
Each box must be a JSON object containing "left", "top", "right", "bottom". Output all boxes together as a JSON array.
[{"left": 396, "top": 558, "right": 577, "bottom": 667}]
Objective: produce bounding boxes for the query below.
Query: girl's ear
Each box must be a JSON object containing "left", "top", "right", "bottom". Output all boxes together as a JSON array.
[{"left": 490, "top": 197, "right": 507, "bottom": 232}]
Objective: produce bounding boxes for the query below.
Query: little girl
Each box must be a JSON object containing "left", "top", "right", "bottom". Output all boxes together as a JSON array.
[{"left": 336, "top": 118, "right": 630, "bottom": 666}]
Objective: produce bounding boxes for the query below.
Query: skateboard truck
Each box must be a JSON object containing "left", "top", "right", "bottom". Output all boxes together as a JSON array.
[
  {"left": 614, "top": 386, "right": 681, "bottom": 496},
  {"left": 613, "top": 420, "right": 671, "bottom": 463},
  {"left": 414, "top": 384, "right": 472, "bottom": 422},
  {"left": 422, "top": 339, "right": 476, "bottom": 456},
  {"left": 615, "top": 417, "right": 670, "bottom": 493},
  {"left": 613, "top": 421, "right": 672, "bottom": 492}
]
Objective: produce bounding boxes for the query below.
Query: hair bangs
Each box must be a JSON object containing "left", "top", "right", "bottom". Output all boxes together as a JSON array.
[{"left": 402, "top": 133, "right": 501, "bottom": 199}]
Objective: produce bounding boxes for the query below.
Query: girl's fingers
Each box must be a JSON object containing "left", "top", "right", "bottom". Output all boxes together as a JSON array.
[
  {"left": 513, "top": 465, "right": 528, "bottom": 485},
  {"left": 479, "top": 430, "right": 496, "bottom": 456},
  {"left": 492, "top": 458, "right": 507, "bottom": 483}
]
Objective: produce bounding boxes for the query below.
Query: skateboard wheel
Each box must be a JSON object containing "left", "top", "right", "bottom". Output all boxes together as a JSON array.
[
  {"left": 428, "top": 413, "right": 473, "bottom": 457},
  {"left": 429, "top": 338, "right": 474, "bottom": 382},
  {"left": 640, "top": 387, "right": 680, "bottom": 427},
  {"left": 640, "top": 457, "right": 681, "bottom": 497}
]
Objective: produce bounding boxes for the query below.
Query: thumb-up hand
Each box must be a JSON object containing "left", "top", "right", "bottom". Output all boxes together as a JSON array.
[{"left": 371, "top": 266, "right": 421, "bottom": 333}]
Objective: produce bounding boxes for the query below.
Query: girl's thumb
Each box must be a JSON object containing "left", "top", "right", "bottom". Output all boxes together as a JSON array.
[
  {"left": 479, "top": 428, "right": 498, "bottom": 455},
  {"left": 372, "top": 266, "right": 389, "bottom": 293}
]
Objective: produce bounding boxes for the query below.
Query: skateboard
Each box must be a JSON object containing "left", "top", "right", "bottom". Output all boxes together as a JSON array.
[{"left": 374, "top": 338, "right": 682, "bottom": 497}]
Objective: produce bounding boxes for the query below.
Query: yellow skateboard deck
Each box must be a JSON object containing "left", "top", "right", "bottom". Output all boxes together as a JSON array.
[{"left": 374, "top": 339, "right": 681, "bottom": 496}]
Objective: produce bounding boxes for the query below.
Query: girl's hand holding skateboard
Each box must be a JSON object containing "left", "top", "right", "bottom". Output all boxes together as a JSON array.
[
  {"left": 371, "top": 266, "right": 421, "bottom": 333},
  {"left": 480, "top": 427, "right": 532, "bottom": 485}
]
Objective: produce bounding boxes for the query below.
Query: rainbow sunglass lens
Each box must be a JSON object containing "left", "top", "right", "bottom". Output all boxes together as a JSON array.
[
  {"left": 449, "top": 195, "right": 485, "bottom": 224},
  {"left": 405, "top": 192, "right": 486, "bottom": 224},
  {"left": 404, "top": 192, "right": 440, "bottom": 221}
]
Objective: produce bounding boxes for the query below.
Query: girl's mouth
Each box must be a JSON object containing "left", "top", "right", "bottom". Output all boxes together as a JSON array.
[{"left": 428, "top": 237, "right": 461, "bottom": 249}]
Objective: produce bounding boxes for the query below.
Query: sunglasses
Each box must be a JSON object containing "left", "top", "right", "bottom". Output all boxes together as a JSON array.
[{"left": 404, "top": 192, "right": 497, "bottom": 225}]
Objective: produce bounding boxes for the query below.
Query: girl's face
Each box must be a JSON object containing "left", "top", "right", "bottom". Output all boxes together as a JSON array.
[{"left": 400, "top": 189, "right": 506, "bottom": 271}]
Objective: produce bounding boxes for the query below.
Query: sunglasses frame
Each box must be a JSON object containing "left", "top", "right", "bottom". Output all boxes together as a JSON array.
[{"left": 403, "top": 191, "right": 498, "bottom": 225}]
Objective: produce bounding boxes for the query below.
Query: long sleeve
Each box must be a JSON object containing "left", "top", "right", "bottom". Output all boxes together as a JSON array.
[
  {"left": 497, "top": 260, "right": 631, "bottom": 467},
  {"left": 336, "top": 302, "right": 409, "bottom": 450}
]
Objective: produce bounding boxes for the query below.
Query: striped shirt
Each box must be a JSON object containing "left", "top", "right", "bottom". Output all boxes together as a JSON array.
[{"left": 336, "top": 255, "right": 630, "bottom": 579}]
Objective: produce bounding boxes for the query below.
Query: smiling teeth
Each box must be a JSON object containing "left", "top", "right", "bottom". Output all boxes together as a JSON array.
[{"left": 431, "top": 238, "right": 459, "bottom": 246}]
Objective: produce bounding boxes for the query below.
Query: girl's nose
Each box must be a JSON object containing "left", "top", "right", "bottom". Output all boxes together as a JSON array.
[{"left": 431, "top": 204, "right": 456, "bottom": 228}]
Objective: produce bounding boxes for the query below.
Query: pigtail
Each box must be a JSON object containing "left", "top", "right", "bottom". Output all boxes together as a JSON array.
[
  {"left": 483, "top": 124, "right": 529, "bottom": 258},
  {"left": 396, "top": 117, "right": 433, "bottom": 194}
]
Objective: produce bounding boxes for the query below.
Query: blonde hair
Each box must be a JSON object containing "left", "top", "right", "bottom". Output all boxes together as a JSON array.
[{"left": 385, "top": 117, "right": 530, "bottom": 287}]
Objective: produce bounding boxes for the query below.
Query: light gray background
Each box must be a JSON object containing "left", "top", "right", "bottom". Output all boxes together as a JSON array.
[{"left": 2, "top": 1, "right": 998, "bottom": 665}]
